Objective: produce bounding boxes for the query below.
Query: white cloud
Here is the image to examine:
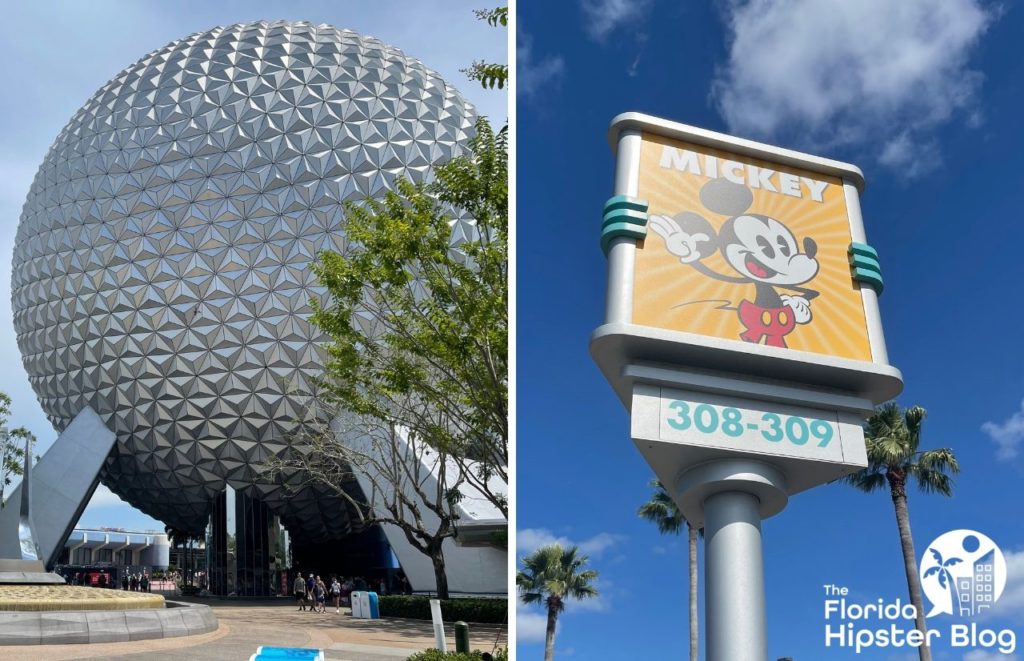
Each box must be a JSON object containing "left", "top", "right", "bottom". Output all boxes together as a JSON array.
[
  {"left": 578, "top": 532, "right": 626, "bottom": 556},
  {"left": 517, "top": 606, "right": 549, "bottom": 644},
  {"left": 518, "top": 528, "right": 626, "bottom": 557},
  {"left": 518, "top": 30, "right": 565, "bottom": 99},
  {"left": 985, "top": 549, "right": 1024, "bottom": 624},
  {"left": 982, "top": 401, "right": 1024, "bottom": 460},
  {"left": 627, "top": 54, "right": 641, "bottom": 78},
  {"left": 84, "top": 483, "right": 128, "bottom": 508},
  {"left": 711, "top": 0, "right": 996, "bottom": 176},
  {"left": 580, "top": 0, "right": 653, "bottom": 41},
  {"left": 878, "top": 132, "right": 942, "bottom": 180}
]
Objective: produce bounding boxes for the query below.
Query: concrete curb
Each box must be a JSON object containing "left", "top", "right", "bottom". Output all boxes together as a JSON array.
[{"left": 0, "top": 600, "right": 217, "bottom": 645}]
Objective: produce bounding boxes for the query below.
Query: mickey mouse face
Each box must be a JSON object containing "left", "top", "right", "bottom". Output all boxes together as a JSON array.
[{"left": 721, "top": 214, "right": 819, "bottom": 286}]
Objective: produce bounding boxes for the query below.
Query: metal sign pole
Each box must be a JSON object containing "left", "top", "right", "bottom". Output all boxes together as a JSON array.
[
  {"left": 676, "top": 459, "right": 786, "bottom": 661},
  {"left": 704, "top": 490, "right": 767, "bottom": 660}
]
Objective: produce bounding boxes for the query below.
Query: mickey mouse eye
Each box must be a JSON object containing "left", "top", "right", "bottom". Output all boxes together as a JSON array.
[
  {"left": 756, "top": 235, "right": 775, "bottom": 259},
  {"left": 777, "top": 236, "right": 791, "bottom": 257}
]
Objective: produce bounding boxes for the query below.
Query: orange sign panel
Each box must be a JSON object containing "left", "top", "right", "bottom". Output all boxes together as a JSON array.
[{"left": 633, "top": 132, "right": 871, "bottom": 361}]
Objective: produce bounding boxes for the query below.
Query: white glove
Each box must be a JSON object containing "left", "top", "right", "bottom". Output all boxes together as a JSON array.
[
  {"left": 781, "top": 295, "right": 812, "bottom": 324},
  {"left": 648, "top": 215, "right": 710, "bottom": 264}
]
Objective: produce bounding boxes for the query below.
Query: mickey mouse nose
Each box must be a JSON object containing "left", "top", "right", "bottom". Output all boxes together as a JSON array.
[{"left": 803, "top": 237, "right": 818, "bottom": 259}]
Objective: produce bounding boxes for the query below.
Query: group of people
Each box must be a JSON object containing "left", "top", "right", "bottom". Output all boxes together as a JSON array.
[
  {"left": 65, "top": 571, "right": 109, "bottom": 587},
  {"left": 64, "top": 569, "right": 151, "bottom": 591},
  {"left": 120, "top": 571, "right": 151, "bottom": 592},
  {"left": 294, "top": 573, "right": 341, "bottom": 613},
  {"left": 294, "top": 573, "right": 389, "bottom": 613}
]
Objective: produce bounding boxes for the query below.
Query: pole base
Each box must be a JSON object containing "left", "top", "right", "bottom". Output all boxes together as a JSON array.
[{"left": 673, "top": 458, "right": 788, "bottom": 530}]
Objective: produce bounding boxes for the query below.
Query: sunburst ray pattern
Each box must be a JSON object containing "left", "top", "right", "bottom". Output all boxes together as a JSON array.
[{"left": 633, "top": 133, "right": 872, "bottom": 361}]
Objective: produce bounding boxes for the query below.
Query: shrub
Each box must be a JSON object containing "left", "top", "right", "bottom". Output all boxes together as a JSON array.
[
  {"left": 406, "top": 652, "right": 477, "bottom": 661},
  {"left": 378, "top": 595, "right": 507, "bottom": 624},
  {"left": 407, "top": 650, "right": 508, "bottom": 661}
]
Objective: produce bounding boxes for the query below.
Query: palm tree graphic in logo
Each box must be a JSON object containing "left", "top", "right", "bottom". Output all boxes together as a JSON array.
[
  {"left": 920, "top": 531, "right": 1006, "bottom": 617},
  {"left": 923, "top": 547, "right": 963, "bottom": 614}
]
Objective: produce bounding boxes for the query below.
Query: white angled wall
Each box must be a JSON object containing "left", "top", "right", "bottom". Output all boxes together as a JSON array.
[{"left": 335, "top": 418, "right": 507, "bottom": 595}]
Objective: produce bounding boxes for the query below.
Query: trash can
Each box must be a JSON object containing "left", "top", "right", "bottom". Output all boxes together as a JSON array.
[{"left": 351, "top": 590, "right": 380, "bottom": 619}]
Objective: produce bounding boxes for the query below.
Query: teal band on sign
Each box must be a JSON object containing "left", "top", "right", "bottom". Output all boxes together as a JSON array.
[
  {"left": 602, "top": 195, "right": 649, "bottom": 256},
  {"left": 602, "top": 208, "right": 647, "bottom": 228},
  {"left": 848, "top": 252, "right": 880, "bottom": 273},
  {"left": 848, "top": 242, "right": 883, "bottom": 295},
  {"left": 601, "top": 222, "right": 647, "bottom": 254},
  {"left": 851, "top": 267, "right": 884, "bottom": 294},
  {"left": 604, "top": 195, "right": 649, "bottom": 214},
  {"left": 848, "top": 242, "right": 878, "bottom": 260}
]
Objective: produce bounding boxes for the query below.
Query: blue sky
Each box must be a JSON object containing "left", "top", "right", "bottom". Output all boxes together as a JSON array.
[
  {"left": 0, "top": 0, "right": 504, "bottom": 531},
  {"left": 517, "top": 1, "right": 1024, "bottom": 659}
]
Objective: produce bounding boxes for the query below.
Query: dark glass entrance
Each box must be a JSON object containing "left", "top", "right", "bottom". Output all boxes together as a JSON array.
[{"left": 208, "top": 485, "right": 282, "bottom": 596}]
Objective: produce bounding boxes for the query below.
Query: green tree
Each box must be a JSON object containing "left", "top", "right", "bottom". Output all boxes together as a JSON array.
[
  {"left": 268, "top": 410, "right": 467, "bottom": 599},
  {"left": 463, "top": 8, "right": 508, "bottom": 89},
  {"left": 0, "top": 393, "right": 29, "bottom": 509},
  {"left": 517, "top": 544, "right": 598, "bottom": 661},
  {"left": 638, "top": 480, "right": 699, "bottom": 661},
  {"left": 310, "top": 116, "right": 508, "bottom": 516},
  {"left": 843, "top": 403, "right": 959, "bottom": 661}
]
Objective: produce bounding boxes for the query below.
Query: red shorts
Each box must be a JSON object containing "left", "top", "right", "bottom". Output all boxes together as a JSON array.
[{"left": 738, "top": 300, "right": 796, "bottom": 348}]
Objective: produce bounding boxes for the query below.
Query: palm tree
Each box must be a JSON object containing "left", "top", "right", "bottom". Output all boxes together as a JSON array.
[
  {"left": 844, "top": 403, "right": 959, "bottom": 661},
  {"left": 164, "top": 526, "right": 192, "bottom": 589},
  {"left": 164, "top": 526, "right": 180, "bottom": 579},
  {"left": 517, "top": 544, "right": 599, "bottom": 661},
  {"left": 638, "top": 480, "right": 699, "bottom": 661}
]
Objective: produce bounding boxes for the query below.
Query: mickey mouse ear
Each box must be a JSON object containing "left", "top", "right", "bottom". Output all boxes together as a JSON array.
[{"left": 700, "top": 177, "right": 753, "bottom": 217}]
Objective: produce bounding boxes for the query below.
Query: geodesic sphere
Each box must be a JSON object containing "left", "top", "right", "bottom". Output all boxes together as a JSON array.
[{"left": 11, "top": 20, "right": 476, "bottom": 532}]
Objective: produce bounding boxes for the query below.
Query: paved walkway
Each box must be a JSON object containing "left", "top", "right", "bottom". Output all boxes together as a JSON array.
[{"left": 0, "top": 599, "right": 508, "bottom": 660}]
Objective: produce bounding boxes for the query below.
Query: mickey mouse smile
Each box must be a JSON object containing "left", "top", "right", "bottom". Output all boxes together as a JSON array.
[{"left": 744, "top": 253, "right": 777, "bottom": 279}]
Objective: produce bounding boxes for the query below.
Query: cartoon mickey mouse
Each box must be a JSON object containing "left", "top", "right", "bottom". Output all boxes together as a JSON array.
[{"left": 648, "top": 178, "right": 820, "bottom": 349}]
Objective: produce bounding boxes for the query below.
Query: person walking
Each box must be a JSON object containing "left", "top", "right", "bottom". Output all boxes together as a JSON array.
[
  {"left": 315, "top": 576, "right": 327, "bottom": 614},
  {"left": 341, "top": 577, "right": 353, "bottom": 607},
  {"left": 294, "top": 573, "right": 307, "bottom": 611},
  {"left": 331, "top": 576, "right": 341, "bottom": 613},
  {"left": 306, "top": 573, "right": 316, "bottom": 613}
]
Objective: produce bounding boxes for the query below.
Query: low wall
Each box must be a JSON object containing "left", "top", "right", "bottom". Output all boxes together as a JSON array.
[{"left": 0, "top": 600, "right": 217, "bottom": 645}]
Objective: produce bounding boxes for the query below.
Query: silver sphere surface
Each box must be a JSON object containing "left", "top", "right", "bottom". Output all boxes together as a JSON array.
[{"left": 12, "top": 20, "right": 476, "bottom": 535}]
